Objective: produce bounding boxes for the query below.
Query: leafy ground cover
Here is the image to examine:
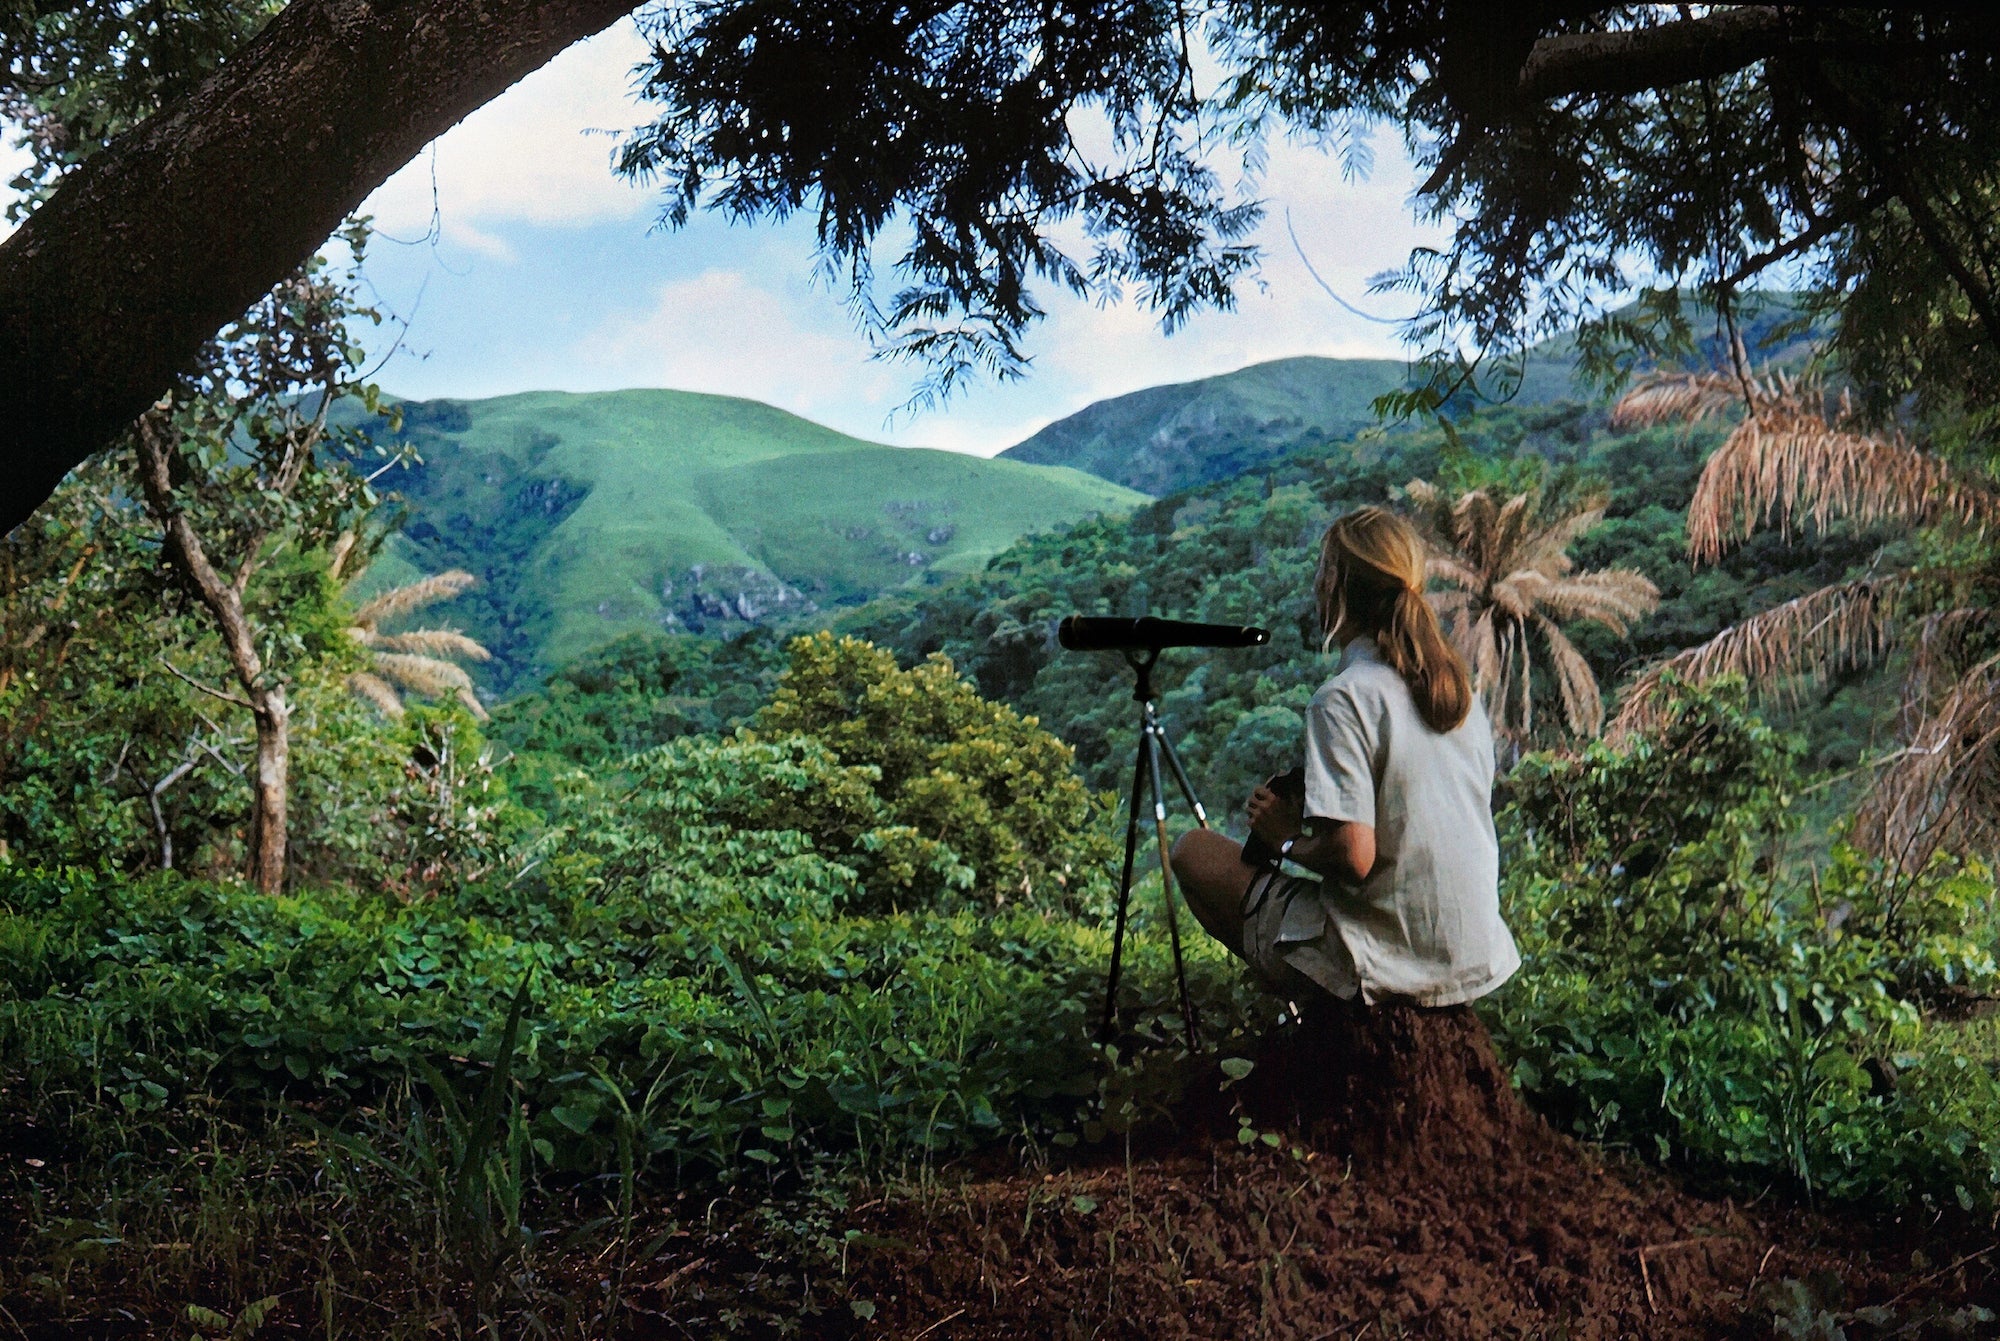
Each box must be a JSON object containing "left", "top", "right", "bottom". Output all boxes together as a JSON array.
[{"left": 6, "top": 638, "right": 2000, "bottom": 1336}]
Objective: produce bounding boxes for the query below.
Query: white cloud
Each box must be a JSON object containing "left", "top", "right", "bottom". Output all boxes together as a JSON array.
[
  {"left": 573, "top": 269, "right": 908, "bottom": 425},
  {"left": 360, "top": 20, "right": 655, "bottom": 238}
]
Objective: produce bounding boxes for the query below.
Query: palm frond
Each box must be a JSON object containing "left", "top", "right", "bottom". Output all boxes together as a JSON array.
[
  {"left": 1609, "top": 575, "right": 1904, "bottom": 738},
  {"left": 1519, "top": 504, "right": 1606, "bottom": 576},
  {"left": 1854, "top": 652, "right": 2000, "bottom": 868},
  {"left": 1517, "top": 568, "right": 1662, "bottom": 632},
  {"left": 1686, "top": 407, "right": 1995, "bottom": 564},
  {"left": 1610, "top": 370, "right": 1791, "bottom": 430},
  {"left": 1534, "top": 614, "right": 1604, "bottom": 736},
  {"left": 1610, "top": 371, "right": 1741, "bottom": 428},
  {"left": 352, "top": 570, "right": 478, "bottom": 629},
  {"left": 455, "top": 686, "right": 490, "bottom": 722},
  {"left": 372, "top": 652, "right": 474, "bottom": 697},
  {"left": 369, "top": 629, "right": 492, "bottom": 662},
  {"left": 348, "top": 671, "right": 405, "bottom": 719},
  {"left": 1425, "top": 553, "right": 1484, "bottom": 592}
]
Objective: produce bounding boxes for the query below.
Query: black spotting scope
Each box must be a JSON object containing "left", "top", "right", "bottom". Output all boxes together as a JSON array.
[{"left": 1057, "top": 615, "right": 1269, "bottom": 652}]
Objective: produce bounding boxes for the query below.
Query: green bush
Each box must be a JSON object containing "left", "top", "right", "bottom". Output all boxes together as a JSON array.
[
  {"left": 750, "top": 632, "right": 1117, "bottom": 910},
  {"left": 1487, "top": 679, "right": 2000, "bottom": 1208}
]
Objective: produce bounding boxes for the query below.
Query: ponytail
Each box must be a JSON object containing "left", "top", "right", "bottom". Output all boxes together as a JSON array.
[{"left": 1315, "top": 507, "right": 1473, "bottom": 734}]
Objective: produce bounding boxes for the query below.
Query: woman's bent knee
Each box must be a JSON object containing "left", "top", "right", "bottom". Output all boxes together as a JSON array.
[{"left": 1170, "top": 826, "right": 1236, "bottom": 879}]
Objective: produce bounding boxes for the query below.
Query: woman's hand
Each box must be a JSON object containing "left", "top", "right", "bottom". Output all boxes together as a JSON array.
[{"left": 1246, "top": 783, "right": 1303, "bottom": 847}]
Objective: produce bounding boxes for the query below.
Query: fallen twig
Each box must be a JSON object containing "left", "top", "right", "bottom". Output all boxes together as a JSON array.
[
  {"left": 1879, "top": 1241, "right": 1999, "bottom": 1310},
  {"left": 1638, "top": 1239, "right": 1710, "bottom": 1313},
  {"left": 908, "top": 1305, "right": 967, "bottom": 1340},
  {"left": 1749, "top": 1244, "right": 1779, "bottom": 1290}
]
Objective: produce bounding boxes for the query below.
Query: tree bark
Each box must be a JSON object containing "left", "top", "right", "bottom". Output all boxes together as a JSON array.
[
  {"left": 132, "top": 415, "right": 290, "bottom": 893},
  {"left": 0, "top": 0, "right": 640, "bottom": 537}
]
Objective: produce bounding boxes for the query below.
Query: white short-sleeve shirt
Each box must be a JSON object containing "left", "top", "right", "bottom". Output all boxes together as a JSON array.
[{"left": 1293, "top": 636, "right": 1519, "bottom": 1006}]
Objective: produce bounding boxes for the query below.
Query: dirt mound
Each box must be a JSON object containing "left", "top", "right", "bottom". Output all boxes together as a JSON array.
[{"left": 817, "top": 1008, "right": 1996, "bottom": 1339}]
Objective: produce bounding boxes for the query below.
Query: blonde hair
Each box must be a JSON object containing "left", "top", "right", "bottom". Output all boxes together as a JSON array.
[{"left": 1314, "top": 506, "right": 1473, "bottom": 733}]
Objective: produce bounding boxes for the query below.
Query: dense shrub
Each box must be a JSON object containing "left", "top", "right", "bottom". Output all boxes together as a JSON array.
[
  {"left": 749, "top": 632, "right": 1116, "bottom": 910},
  {"left": 1487, "top": 680, "right": 2000, "bottom": 1208}
]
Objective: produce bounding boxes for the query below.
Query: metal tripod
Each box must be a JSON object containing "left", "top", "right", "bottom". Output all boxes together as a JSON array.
[{"left": 1099, "top": 647, "right": 1207, "bottom": 1050}]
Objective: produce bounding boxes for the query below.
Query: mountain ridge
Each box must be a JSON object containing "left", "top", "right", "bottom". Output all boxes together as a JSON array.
[{"left": 344, "top": 388, "right": 1143, "bottom": 691}]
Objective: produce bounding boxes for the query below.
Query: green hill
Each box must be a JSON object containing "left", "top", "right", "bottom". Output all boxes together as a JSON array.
[
  {"left": 998, "top": 356, "right": 1412, "bottom": 494},
  {"left": 346, "top": 389, "right": 1142, "bottom": 690},
  {"left": 997, "top": 297, "right": 1818, "bottom": 497}
]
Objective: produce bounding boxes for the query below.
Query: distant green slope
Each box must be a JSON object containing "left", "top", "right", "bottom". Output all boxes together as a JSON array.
[
  {"left": 347, "top": 389, "right": 1144, "bottom": 690},
  {"left": 999, "top": 356, "right": 1411, "bottom": 495},
  {"left": 999, "top": 298, "right": 1817, "bottom": 497}
]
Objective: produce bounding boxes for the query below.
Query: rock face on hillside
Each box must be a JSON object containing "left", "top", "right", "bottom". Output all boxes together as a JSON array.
[{"left": 660, "top": 563, "right": 817, "bottom": 633}]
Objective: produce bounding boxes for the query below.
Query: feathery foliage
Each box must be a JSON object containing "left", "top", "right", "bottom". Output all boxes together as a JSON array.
[
  {"left": 1611, "top": 370, "right": 2000, "bottom": 865},
  {"left": 1406, "top": 479, "right": 1659, "bottom": 740},
  {"left": 346, "top": 566, "right": 493, "bottom": 721}
]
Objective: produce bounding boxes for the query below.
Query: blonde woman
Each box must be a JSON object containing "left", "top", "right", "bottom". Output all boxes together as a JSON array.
[{"left": 1171, "top": 506, "right": 1520, "bottom": 1007}]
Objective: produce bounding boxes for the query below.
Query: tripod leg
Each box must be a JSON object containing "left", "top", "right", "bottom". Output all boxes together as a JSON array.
[
  {"left": 1145, "top": 721, "right": 1201, "bottom": 1051},
  {"left": 1151, "top": 710, "right": 1209, "bottom": 828},
  {"left": 1100, "top": 729, "right": 1150, "bottom": 1040}
]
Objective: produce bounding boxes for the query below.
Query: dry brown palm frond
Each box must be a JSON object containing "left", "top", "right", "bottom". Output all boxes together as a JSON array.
[
  {"left": 1535, "top": 613, "right": 1603, "bottom": 736},
  {"left": 367, "top": 629, "right": 493, "bottom": 661},
  {"left": 1402, "top": 478, "right": 1443, "bottom": 513},
  {"left": 1427, "top": 589, "right": 1474, "bottom": 623},
  {"left": 1516, "top": 569, "right": 1662, "bottom": 632},
  {"left": 372, "top": 652, "right": 474, "bottom": 697},
  {"left": 1608, "top": 575, "right": 1904, "bottom": 738},
  {"left": 353, "top": 570, "right": 477, "bottom": 629},
  {"left": 1905, "top": 607, "right": 1995, "bottom": 706},
  {"left": 348, "top": 671, "right": 405, "bottom": 719},
  {"left": 1425, "top": 553, "right": 1483, "bottom": 592},
  {"left": 1686, "top": 406, "right": 1997, "bottom": 564},
  {"left": 454, "top": 686, "right": 490, "bottom": 722},
  {"left": 1854, "top": 653, "right": 2000, "bottom": 868},
  {"left": 1518, "top": 503, "right": 1609, "bottom": 576},
  {"left": 1610, "top": 370, "right": 1794, "bottom": 430}
]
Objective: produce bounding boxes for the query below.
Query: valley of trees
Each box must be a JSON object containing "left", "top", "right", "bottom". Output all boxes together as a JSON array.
[{"left": 11, "top": 3, "right": 2000, "bottom": 1337}]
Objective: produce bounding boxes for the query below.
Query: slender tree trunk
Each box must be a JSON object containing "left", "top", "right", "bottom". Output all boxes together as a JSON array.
[
  {"left": 132, "top": 416, "right": 289, "bottom": 893},
  {"left": 0, "top": 0, "right": 640, "bottom": 535},
  {"left": 247, "top": 687, "right": 291, "bottom": 893}
]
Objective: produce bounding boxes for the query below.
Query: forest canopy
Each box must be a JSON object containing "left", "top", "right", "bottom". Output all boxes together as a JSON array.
[{"left": 9, "top": 5, "right": 2000, "bottom": 528}]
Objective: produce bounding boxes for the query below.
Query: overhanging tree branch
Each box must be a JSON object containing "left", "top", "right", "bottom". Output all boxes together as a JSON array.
[
  {"left": 0, "top": 0, "right": 640, "bottom": 536},
  {"left": 1517, "top": 7, "right": 1793, "bottom": 101}
]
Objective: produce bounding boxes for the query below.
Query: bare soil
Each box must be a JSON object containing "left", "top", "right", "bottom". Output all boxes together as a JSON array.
[{"left": 642, "top": 1005, "right": 1999, "bottom": 1339}]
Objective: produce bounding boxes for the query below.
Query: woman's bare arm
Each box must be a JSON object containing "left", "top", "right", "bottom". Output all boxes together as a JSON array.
[{"left": 1246, "top": 784, "right": 1376, "bottom": 883}]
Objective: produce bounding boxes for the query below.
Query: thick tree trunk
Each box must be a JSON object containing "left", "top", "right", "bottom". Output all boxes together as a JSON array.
[{"left": 0, "top": 0, "right": 640, "bottom": 536}]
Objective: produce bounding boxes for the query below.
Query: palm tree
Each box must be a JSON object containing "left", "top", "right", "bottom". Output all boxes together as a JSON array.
[
  {"left": 343, "top": 567, "right": 494, "bottom": 721},
  {"left": 1608, "top": 368, "right": 2000, "bottom": 866},
  {"left": 1405, "top": 480, "right": 1661, "bottom": 741}
]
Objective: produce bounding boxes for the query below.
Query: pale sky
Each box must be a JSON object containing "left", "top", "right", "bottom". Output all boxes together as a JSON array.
[{"left": 8, "top": 19, "right": 1447, "bottom": 457}]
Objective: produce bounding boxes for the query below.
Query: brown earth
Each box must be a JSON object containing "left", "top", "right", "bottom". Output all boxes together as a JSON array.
[
  {"left": 9, "top": 1006, "right": 1997, "bottom": 1337},
  {"left": 638, "top": 1004, "right": 1999, "bottom": 1339}
]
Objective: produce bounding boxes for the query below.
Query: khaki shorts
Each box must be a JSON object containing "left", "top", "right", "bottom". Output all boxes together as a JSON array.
[{"left": 1240, "top": 868, "right": 1361, "bottom": 1001}]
